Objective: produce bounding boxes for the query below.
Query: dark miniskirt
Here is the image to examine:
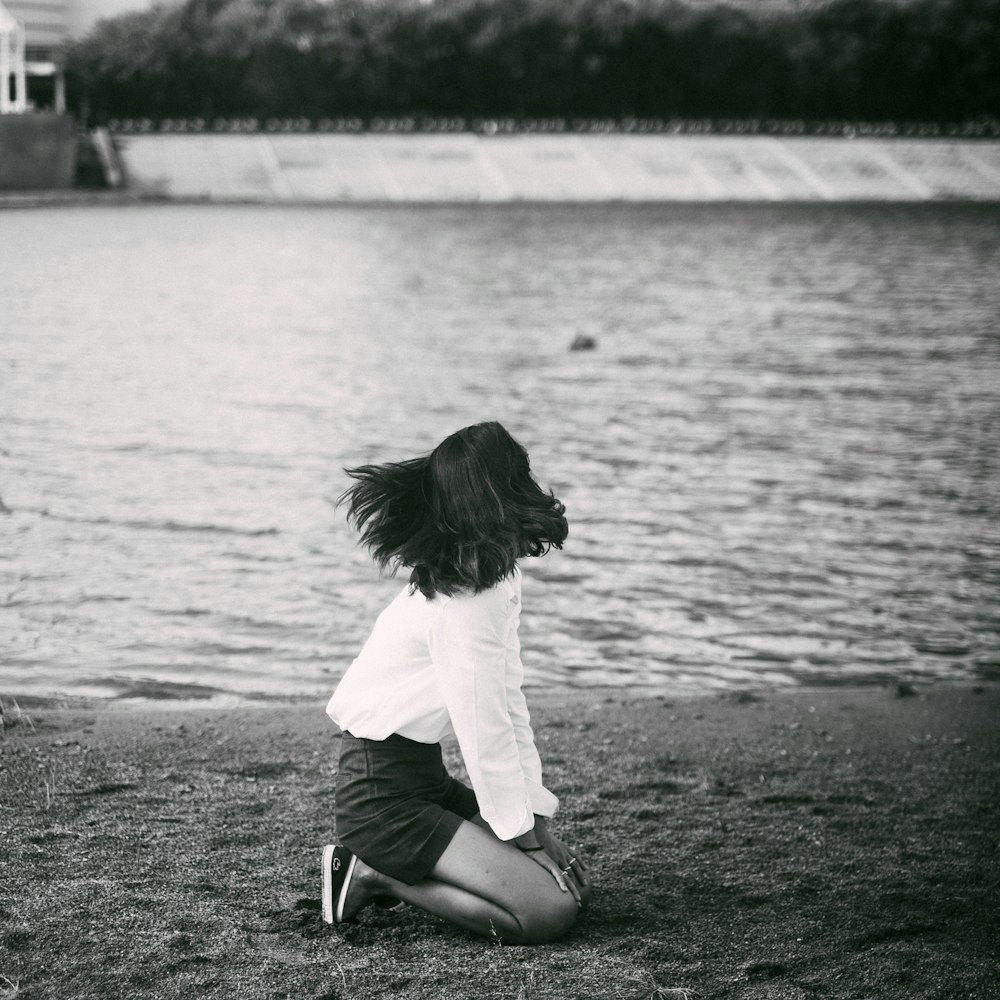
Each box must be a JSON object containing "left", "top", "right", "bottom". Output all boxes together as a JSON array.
[{"left": 334, "top": 731, "right": 480, "bottom": 885}]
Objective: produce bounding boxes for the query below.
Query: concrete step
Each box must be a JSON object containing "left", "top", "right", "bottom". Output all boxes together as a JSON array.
[{"left": 113, "top": 133, "right": 1000, "bottom": 203}]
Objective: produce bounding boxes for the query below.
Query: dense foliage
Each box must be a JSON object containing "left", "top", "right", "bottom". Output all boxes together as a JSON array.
[{"left": 66, "top": 0, "right": 1000, "bottom": 125}]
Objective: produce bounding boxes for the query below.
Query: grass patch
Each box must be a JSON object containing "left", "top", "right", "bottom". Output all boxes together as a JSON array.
[
  {"left": 0, "top": 698, "right": 35, "bottom": 737},
  {"left": 0, "top": 688, "right": 998, "bottom": 999}
]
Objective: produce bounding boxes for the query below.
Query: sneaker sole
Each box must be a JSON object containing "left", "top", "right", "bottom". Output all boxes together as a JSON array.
[{"left": 321, "top": 845, "right": 336, "bottom": 924}]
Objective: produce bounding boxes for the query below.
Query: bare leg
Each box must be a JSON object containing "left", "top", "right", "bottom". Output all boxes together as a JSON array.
[
  {"left": 343, "top": 820, "right": 581, "bottom": 944},
  {"left": 468, "top": 811, "right": 492, "bottom": 832}
]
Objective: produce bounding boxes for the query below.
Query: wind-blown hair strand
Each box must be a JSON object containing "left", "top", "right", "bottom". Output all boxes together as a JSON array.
[{"left": 339, "top": 422, "right": 567, "bottom": 598}]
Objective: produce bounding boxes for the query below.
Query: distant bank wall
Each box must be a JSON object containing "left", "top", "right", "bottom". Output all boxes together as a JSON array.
[
  {"left": 0, "top": 115, "right": 77, "bottom": 190},
  {"left": 114, "top": 134, "right": 1000, "bottom": 203}
]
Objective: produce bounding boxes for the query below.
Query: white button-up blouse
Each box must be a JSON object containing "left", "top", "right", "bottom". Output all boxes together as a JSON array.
[{"left": 326, "top": 567, "right": 558, "bottom": 841}]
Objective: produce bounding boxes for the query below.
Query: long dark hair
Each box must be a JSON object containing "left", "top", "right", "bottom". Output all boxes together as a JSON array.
[{"left": 339, "top": 422, "right": 568, "bottom": 598}]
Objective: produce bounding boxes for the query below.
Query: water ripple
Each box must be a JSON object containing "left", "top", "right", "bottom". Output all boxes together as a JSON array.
[
  {"left": 1, "top": 203, "right": 998, "bottom": 702},
  {"left": 17, "top": 507, "right": 280, "bottom": 538}
]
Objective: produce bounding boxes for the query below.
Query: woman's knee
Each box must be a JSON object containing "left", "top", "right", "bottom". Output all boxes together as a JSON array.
[{"left": 512, "top": 892, "right": 579, "bottom": 945}]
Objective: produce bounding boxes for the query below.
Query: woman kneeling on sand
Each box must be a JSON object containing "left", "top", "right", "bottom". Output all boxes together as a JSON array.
[{"left": 322, "top": 421, "right": 591, "bottom": 944}]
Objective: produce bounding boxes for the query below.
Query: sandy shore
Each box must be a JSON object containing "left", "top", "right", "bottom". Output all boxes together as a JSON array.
[
  {"left": 0, "top": 190, "right": 157, "bottom": 210},
  {"left": 1, "top": 684, "right": 997, "bottom": 999}
]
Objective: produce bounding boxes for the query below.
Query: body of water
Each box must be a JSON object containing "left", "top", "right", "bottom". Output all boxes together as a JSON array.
[{"left": 1, "top": 203, "right": 998, "bottom": 702}]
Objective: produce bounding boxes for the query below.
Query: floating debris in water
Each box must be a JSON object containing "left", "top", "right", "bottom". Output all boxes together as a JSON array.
[{"left": 569, "top": 334, "right": 597, "bottom": 351}]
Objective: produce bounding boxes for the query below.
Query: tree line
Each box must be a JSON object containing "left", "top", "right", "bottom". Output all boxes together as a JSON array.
[{"left": 66, "top": 0, "right": 1000, "bottom": 126}]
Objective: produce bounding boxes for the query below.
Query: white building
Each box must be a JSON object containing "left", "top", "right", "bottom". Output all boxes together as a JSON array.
[
  {"left": 3, "top": 0, "right": 157, "bottom": 111},
  {"left": 0, "top": 2, "right": 28, "bottom": 113}
]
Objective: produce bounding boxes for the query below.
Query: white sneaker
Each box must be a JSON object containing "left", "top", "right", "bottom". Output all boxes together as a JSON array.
[{"left": 321, "top": 844, "right": 358, "bottom": 924}]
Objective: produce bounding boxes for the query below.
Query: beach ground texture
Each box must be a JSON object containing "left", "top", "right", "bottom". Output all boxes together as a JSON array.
[{"left": 1, "top": 685, "right": 997, "bottom": 1000}]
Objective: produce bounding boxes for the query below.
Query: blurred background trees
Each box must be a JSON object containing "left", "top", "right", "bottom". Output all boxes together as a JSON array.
[{"left": 65, "top": 0, "right": 1000, "bottom": 125}]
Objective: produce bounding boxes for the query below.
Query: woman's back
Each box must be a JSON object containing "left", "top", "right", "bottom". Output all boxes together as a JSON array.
[{"left": 328, "top": 570, "right": 521, "bottom": 745}]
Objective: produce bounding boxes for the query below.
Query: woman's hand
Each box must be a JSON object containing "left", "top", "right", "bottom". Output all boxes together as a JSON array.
[{"left": 521, "top": 817, "right": 591, "bottom": 908}]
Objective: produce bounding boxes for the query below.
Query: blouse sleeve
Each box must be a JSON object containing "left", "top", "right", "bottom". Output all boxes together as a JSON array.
[
  {"left": 507, "top": 674, "right": 559, "bottom": 820},
  {"left": 428, "top": 585, "right": 549, "bottom": 841},
  {"left": 504, "top": 582, "right": 559, "bottom": 819}
]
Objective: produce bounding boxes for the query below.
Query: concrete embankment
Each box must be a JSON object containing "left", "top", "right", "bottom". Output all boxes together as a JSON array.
[
  {"left": 0, "top": 114, "right": 77, "bottom": 190},
  {"left": 113, "top": 133, "right": 1000, "bottom": 202}
]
